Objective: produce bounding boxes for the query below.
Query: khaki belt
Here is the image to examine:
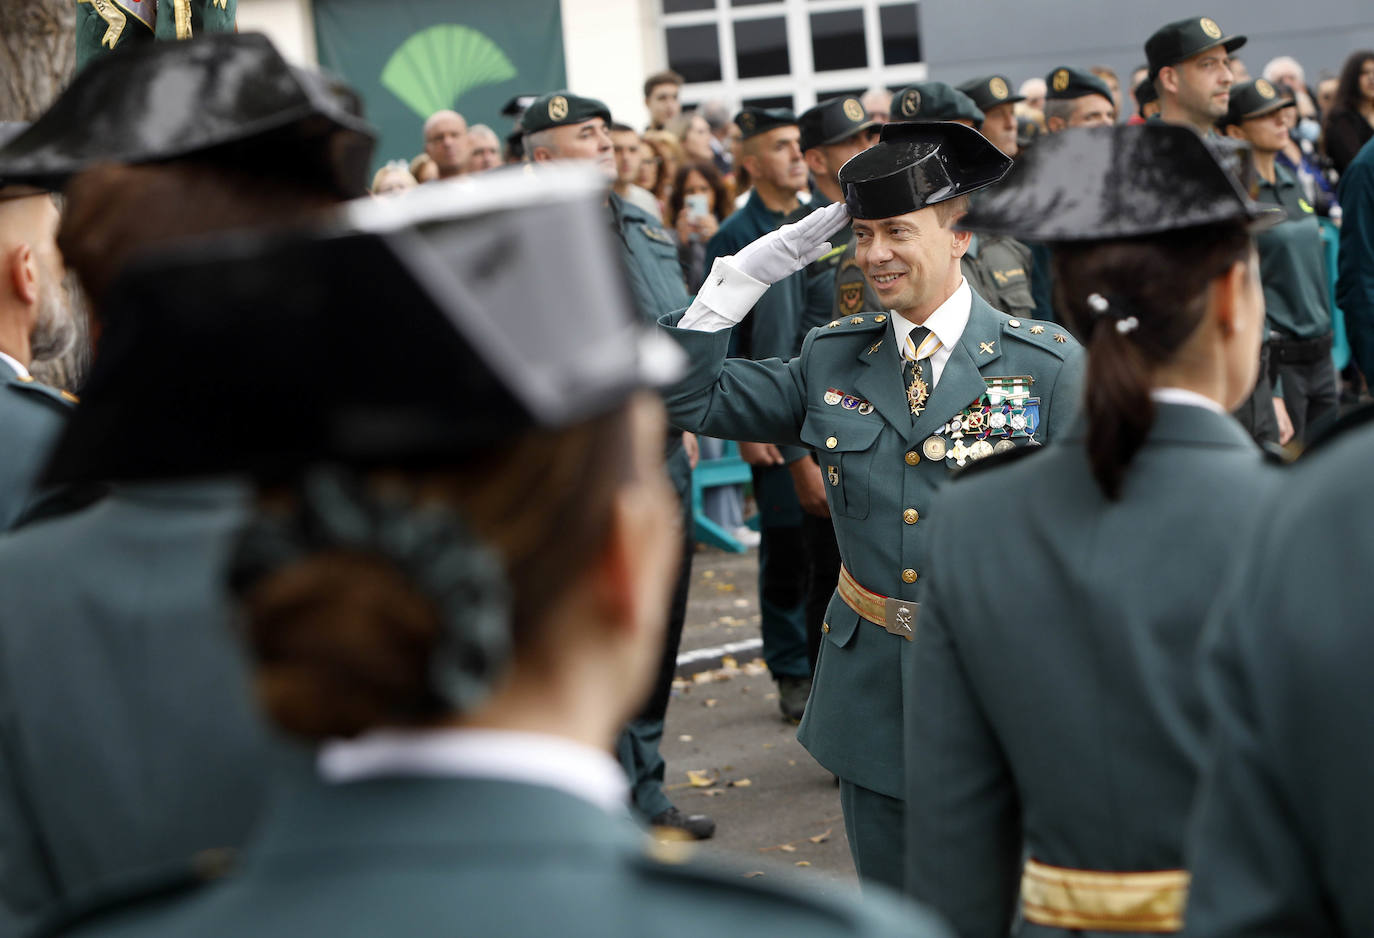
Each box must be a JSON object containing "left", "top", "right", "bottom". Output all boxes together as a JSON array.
[
  {"left": 1021, "top": 858, "right": 1190, "bottom": 933},
  {"left": 836, "top": 565, "right": 917, "bottom": 641}
]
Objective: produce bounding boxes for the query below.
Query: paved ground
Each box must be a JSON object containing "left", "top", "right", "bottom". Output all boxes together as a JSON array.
[{"left": 659, "top": 543, "right": 860, "bottom": 899}]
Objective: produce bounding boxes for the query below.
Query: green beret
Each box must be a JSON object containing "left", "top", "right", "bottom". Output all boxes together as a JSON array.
[
  {"left": 1045, "top": 66, "right": 1114, "bottom": 103},
  {"left": 955, "top": 75, "right": 1025, "bottom": 114},
  {"left": 522, "top": 91, "right": 612, "bottom": 134},
  {"left": 889, "top": 82, "right": 984, "bottom": 127},
  {"left": 734, "top": 106, "right": 797, "bottom": 140}
]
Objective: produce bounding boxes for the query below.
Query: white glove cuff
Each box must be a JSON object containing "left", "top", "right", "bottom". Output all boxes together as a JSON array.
[{"left": 677, "top": 257, "right": 770, "bottom": 332}]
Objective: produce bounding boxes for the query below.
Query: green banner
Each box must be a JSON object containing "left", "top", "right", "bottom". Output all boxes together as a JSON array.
[{"left": 314, "top": 0, "right": 566, "bottom": 172}]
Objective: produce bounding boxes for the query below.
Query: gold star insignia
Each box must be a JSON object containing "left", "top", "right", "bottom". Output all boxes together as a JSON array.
[
  {"left": 1030, "top": 325, "right": 1045, "bottom": 335},
  {"left": 1053, "top": 333, "right": 1068, "bottom": 343},
  {"left": 850, "top": 316, "right": 864, "bottom": 324},
  {"left": 978, "top": 341, "right": 996, "bottom": 355},
  {"left": 827, "top": 320, "right": 841, "bottom": 328}
]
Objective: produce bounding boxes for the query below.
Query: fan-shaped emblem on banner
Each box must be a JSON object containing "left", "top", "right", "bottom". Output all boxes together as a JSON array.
[{"left": 381, "top": 25, "right": 518, "bottom": 118}]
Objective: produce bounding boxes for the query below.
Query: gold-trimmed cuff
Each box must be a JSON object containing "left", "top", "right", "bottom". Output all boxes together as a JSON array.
[{"left": 1021, "top": 858, "right": 1189, "bottom": 933}]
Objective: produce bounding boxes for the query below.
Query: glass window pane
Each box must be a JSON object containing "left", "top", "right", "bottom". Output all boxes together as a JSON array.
[
  {"left": 667, "top": 24, "right": 722, "bottom": 83},
  {"left": 880, "top": 4, "right": 921, "bottom": 65},
  {"left": 731, "top": 0, "right": 778, "bottom": 6},
  {"left": 742, "top": 94, "right": 795, "bottom": 111},
  {"left": 811, "top": 10, "right": 866, "bottom": 72},
  {"left": 734, "top": 17, "right": 789, "bottom": 79},
  {"left": 663, "top": 0, "right": 714, "bottom": 11}
]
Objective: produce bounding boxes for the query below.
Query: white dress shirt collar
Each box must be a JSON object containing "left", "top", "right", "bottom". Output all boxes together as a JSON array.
[
  {"left": 0, "top": 351, "right": 30, "bottom": 380},
  {"left": 1150, "top": 387, "right": 1228, "bottom": 416},
  {"left": 888, "top": 277, "right": 973, "bottom": 386},
  {"left": 318, "top": 728, "right": 630, "bottom": 815}
]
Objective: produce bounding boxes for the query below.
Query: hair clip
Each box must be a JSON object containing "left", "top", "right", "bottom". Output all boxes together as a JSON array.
[
  {"left": 1116, "top": 316, "right": 1140, "bottom": 335},
  {"left": 1087, "top": 292, "right": 1110, "bottom": 314}
]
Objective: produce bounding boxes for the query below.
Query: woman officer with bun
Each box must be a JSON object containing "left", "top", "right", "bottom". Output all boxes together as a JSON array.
[
  {"left": 45, "top": 167, "right": 949, "bottom": 938},
  {"left": 900, "top": 124, "right": 1283, "bottom": 937}
]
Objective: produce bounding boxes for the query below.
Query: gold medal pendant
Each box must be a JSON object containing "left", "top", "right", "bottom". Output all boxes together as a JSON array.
[{"left": 907, "top": 362, "right": 929, "bottom": 416}]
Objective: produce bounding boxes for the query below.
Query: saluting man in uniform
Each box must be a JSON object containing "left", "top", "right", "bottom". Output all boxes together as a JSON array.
[
  {"left": 525, "top": 90, "right": 714, "bottom": 840},
  {"left": 658, "top": 121, "right": 1084, "bottom": 887}
]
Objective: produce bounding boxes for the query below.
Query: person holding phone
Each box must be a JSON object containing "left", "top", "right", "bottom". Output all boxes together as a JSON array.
[{"left": 667, "top": 162, "right": 727, "bottom": 292}]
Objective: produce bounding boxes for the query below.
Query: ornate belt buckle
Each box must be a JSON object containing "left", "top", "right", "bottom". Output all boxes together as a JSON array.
[{"left": 883, "top": 597, "right": 918, "bottom": 641}]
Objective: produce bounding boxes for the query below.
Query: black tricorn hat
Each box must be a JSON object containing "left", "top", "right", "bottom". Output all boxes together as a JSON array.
[
  {"left": 0, "top": 33, "right": 376, "bottom": 198},
  {"left": 41, "top": 165, "right": 684, "bottom": 485},
  {"left": 958, "top": 123, "right": 1282, "bottom": 242},
  {"left": 838, "top": 121, "right": 1012, "bottom": 220}
]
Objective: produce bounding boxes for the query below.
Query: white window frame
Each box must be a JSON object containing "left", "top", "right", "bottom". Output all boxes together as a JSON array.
[{"left": 659, "top": 0, "right": 927, "bottom": 112}]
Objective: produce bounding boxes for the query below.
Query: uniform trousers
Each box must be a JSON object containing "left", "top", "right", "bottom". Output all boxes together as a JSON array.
[
  {"left": 839, "top": 779, "right": 906, "bottom": 892},
  {"left": 753, "top": 464, "right": 811, "bottom": 681},
  {"left": 1275, "top": 354, "right": 1339, "bottom": 443},
  {"left": 1231, "top": 346, "right": 1280, "bottom": 444}
]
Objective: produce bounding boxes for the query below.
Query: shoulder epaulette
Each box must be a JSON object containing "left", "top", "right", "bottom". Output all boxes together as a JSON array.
[
  {"left": 6, "top": 374, "right": 77, "bottom": 410},
  {"left": 1000, "top": 316, "right": 1079, "bottom": 359},
  {"left": 814, "top": 312, "right": 888, "bottom": 336}
]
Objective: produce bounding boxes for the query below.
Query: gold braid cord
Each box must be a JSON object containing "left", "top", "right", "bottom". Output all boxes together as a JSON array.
[
  {"left": 174, "top": 0, "right": 192, "bottom": 38},
  {"left": 78, "top": 0, "right": 129, "bottom": 48}
]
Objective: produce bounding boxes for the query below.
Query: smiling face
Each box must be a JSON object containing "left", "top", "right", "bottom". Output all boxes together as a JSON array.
[{"left": 851, "top": 201, "right": 969, "bottom": 322}]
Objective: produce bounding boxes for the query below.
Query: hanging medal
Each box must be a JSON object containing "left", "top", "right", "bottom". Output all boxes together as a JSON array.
[{"left": 906, "top": 361, "right": 929, "bottom": 416}]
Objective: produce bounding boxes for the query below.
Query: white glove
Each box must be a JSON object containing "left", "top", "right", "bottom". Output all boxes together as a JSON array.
[
  {"left": 732, "top": 201, "right": 851, "bottom": 285},
  {"left": 677, "top": 201, "right": 851, "bottom": 332}
]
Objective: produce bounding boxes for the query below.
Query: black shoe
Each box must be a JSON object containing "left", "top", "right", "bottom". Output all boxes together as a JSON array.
[
  {"left": 776, "top": 674, "right": 812, "bottom": 723},
  {"left": 650, "top": 806, "right": 716, "bottom": 840}
]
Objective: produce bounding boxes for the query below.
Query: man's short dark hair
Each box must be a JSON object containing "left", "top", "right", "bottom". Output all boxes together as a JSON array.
[
  {"left": 644, "top": 70, "right": 684, "bottom": 100},
  {"left": 609, "top": 122, "right": 637, "bottom": 134}
]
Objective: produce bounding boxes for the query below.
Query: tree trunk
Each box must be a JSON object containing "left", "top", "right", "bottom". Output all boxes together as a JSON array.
[{"left": 0, "top": 0, "right": 75, "bottom": 121}]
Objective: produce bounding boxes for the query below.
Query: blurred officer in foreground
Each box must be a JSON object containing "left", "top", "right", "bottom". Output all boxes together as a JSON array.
[
  {"left": 1182, "top": 376, "right": 1374, "bottom": 937},
  {"left": 525, "top": 90, "right": 712, "bottom": 839},
  {"left": 1221, "top": 80, "right": 1339, "bottom": 444},
  {"left": 904, "top": 123, "right": 1282, "bottom": 937},
  {"left": 1145, "top": 15, "right": 1244, "bottom": 136},
  {"left": 886, "top": 83, "right": 1037, "bottom": 323},
  {"left": 658, "top": 122, "right": 1083, "bottom": 889},
  {"left": 0, "top": 126, "right": 77, "bottom": 530},
  {"left": 705, "top": 106, "right": 819, "bottom": 723},
  {"left": 0, "top": 34, "right": 374, "bottom": 937},
  {"left": 47, "top": 165, "right": 953, "bottom": 938},
  {"left": 1337, "top": 138, "right": 1374, "bottom": 385}
]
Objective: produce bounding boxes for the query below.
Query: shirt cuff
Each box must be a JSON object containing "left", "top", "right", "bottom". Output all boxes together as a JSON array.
[{"left": 677, "top": 256, "right": 769, "bottom": 332}]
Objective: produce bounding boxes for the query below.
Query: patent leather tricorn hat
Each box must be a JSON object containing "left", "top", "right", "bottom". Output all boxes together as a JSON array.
[
  {"left": 838, "top": 121, "right": 1012, "bottom": 220},
  {"left": 0, "top": 33, "right": 376, "bottom": 198},
  {"left": 959, "top": 123, "right": 1283, "bottom": 242},
  {"left": 41, "top": 164, "right": 685, "bottom": 484}
]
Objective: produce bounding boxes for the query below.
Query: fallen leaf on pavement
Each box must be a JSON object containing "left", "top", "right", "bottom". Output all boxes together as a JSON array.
[
  {"left": 686, "top": 769, "right": 718, "bottom": 788},
  {"left": 808, "top": 828, "right": 832, "bottom": 844},
  {"left": 721, "top": 656, "right": 738, "bottom": 670},
  {"left": 678, "top": 734, "right": 693, "bottom": 742},
  {"left": 704, "top": 698, "right": 718, "bottom": 708},
  {"left": 729, "top": 778, "right": 752, "bottom": 788},
  {"left": 733, "top": 599, "right": 749, "bottom": 607},
  {"left": 795, "top": 861, "right": 812, "bottom": 867},
  {"left": 716, "top": 583, "right": 736, "bottom": 593}
]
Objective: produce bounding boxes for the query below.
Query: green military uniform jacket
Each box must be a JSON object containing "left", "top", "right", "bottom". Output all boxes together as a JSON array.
[
  {"left": 904, "top": 403, "right": 1279, "bottom": 937},
  {"left": 610, "top": 192, "right": 693, "bottom": 497},
  {"left": 60, "top": 772, "right": 954, "bottom": 938},
  {"left": 0, "top": 481, "right": 275, "bottom": 937},
  {"left": 0, "top": 358, "right": 72, "bottom": 530},
  {"left": 1184, "top": 423, "right": 1374, "bottom": 937},
  {"left": 962, "top": 234, "right": 1036, "bottom": 321},
  {"left": 1255, "top": 164, "right": 1331, "bottom": 339},
  {"left": 659, "top": 293, "right": 1083, "bottom": 797}
]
